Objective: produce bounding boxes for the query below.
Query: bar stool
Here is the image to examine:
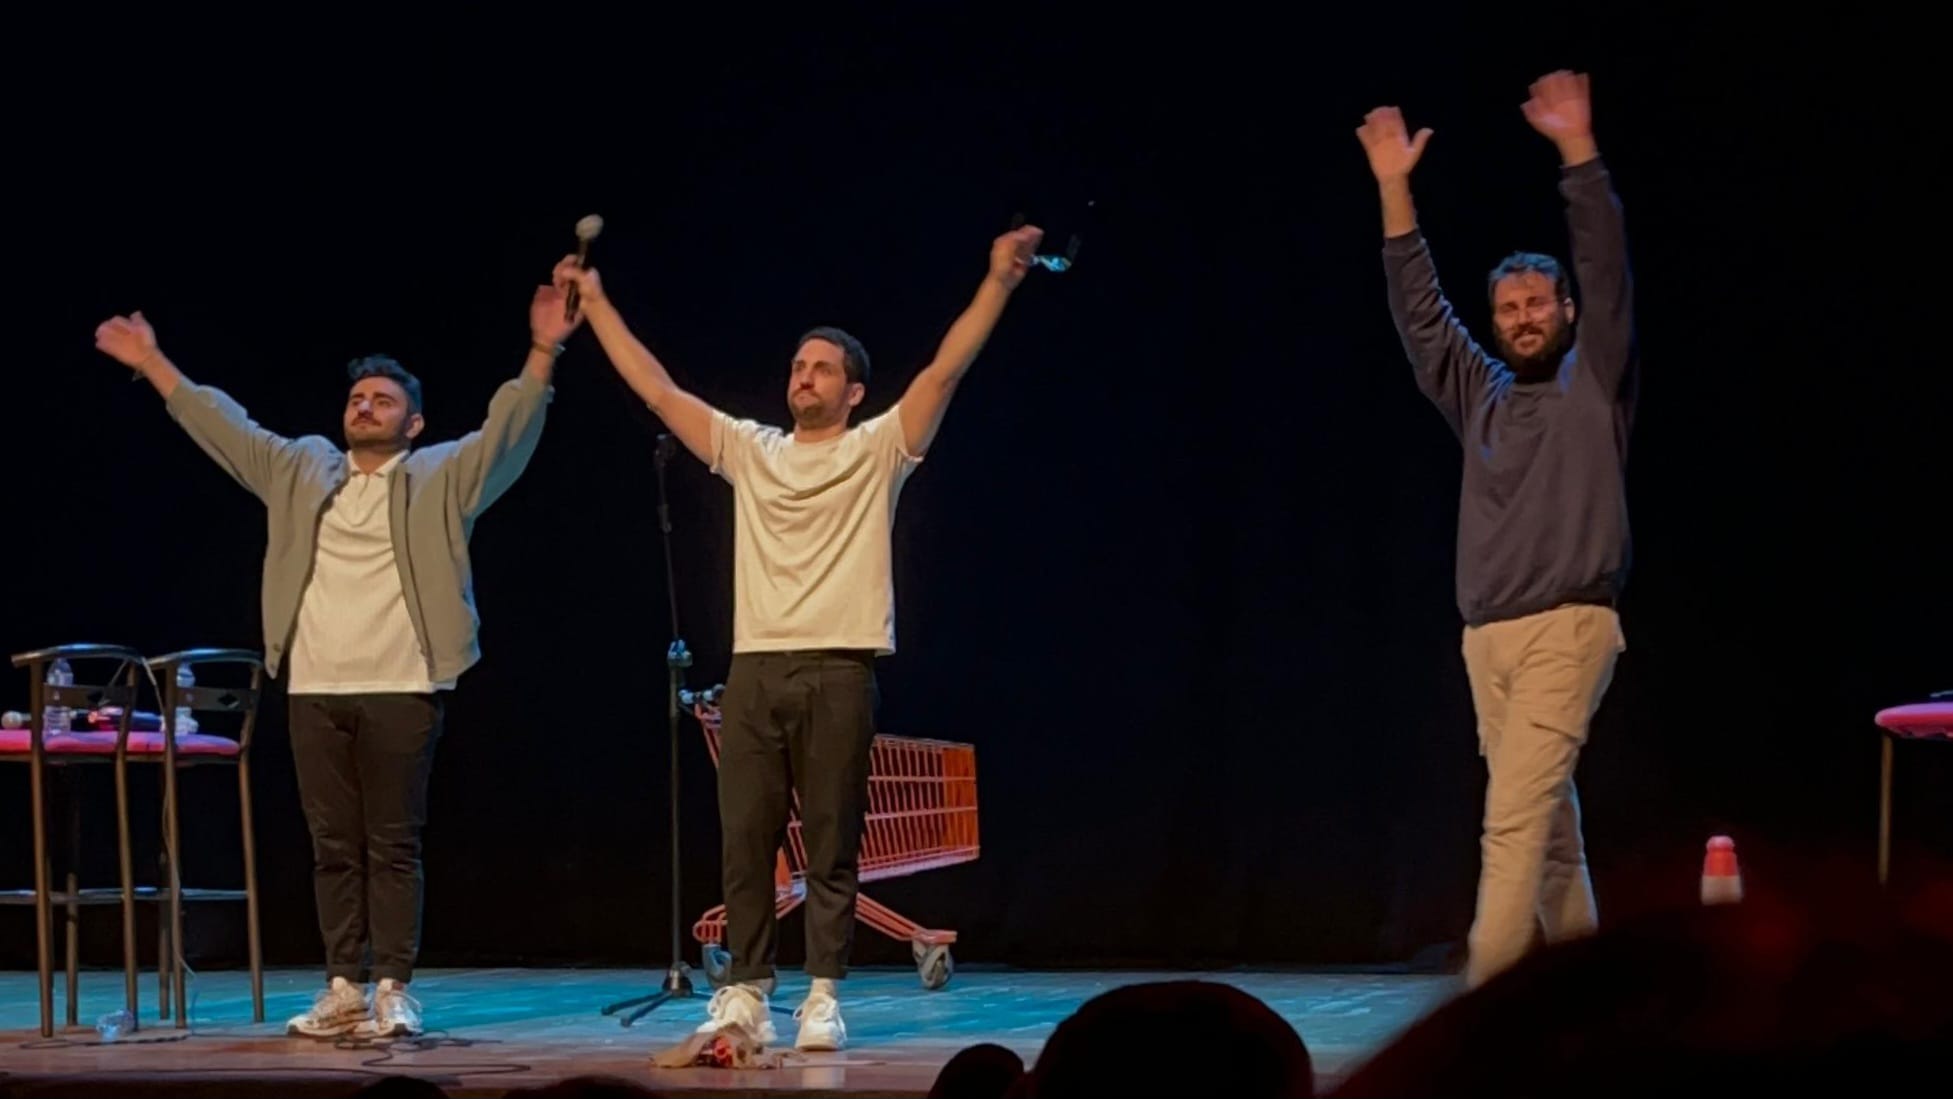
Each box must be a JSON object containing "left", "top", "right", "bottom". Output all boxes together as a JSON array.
[
  {"left": 1873, "top": 698, "right": 1953, "bottom": 884},
  {"left": 1, "top": 644, "right": 144, "bottom": 1037}
]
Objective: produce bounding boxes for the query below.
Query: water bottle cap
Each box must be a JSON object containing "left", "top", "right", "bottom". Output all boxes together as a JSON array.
[{"left": 1702, "top": 835, "right": 1741, "bottom": 878}]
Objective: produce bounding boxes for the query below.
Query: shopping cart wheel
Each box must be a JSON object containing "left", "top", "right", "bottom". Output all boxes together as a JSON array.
[
  {"left": 702, "top": 944, "right": 732, "bottom": 989},
  {"left": 913, "top": 942, "right": 953, "bottom": 991}
]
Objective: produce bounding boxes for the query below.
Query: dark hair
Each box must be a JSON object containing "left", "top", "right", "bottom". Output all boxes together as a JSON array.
[
  {"left": 1033, "top": 981, "right": 1313, "bottom": 1097},
  {"left": 797, "top": 326, "right": 870, "bottom": 385},
  {"left": 346, "top": 355, "right": 423, "bottom": 414},
  {"left": 929, "top": 1043, "right": 1025, "bottom": 1099},
  {"left": 1486, "top": 252, "right": 1570, "bottom": 306}
]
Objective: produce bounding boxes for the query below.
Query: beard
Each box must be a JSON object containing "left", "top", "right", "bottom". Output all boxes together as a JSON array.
[
  {"left": 345, "top": 422, "right": 408, "bottom": 451},
  {"left": 790, "top": 391, "right": 844, "bottom": 428},
  {"left": 1495, "top": 319, "right": 1574, "bottom": 381}
]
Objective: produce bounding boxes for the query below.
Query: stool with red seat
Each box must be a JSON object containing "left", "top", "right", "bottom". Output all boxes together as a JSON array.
[
  {"left": 140, "top": 649, "right": 266, "bottom": 1029},
  {"left": 2, "top": 644, "right": 266, "bottom": 1037},
  {"left": 2, "top": 644, "right": 146, "bottom": 1037},
  {"left": 1873, "top": 698, "right": 1953, "bottom": 885}
]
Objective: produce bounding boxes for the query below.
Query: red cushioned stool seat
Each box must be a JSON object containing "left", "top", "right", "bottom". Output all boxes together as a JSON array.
[
  {"left": 1875, "top": 702, "right": 1953, "bottom": 739},
  {"left": 0, "top": 730, "right": 241, "bottom": 757}
]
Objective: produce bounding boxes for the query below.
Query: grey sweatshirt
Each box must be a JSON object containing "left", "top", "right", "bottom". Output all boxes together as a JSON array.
[{"left": 1382, "top": 158, "right": 1638, "bottom": 627}]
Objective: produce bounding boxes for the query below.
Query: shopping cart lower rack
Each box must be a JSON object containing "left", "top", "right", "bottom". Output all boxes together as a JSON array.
[{"left": 687, "top": 693, "right": 980, "bottom": 990}]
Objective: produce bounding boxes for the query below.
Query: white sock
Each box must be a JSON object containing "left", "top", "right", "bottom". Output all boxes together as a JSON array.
[{"left": 809, "top": 977, "right": 838, "bottom": 1001}]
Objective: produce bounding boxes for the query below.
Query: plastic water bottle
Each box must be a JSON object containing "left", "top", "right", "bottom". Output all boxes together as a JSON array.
[
  {"left": 1701, "top": 835, "right": 1743, "bottom": 905},
  {"left": 43, "top": 658, "right": 73, "bottom": 737},
  {"left": 95, "top": 1008, "right": 134, "bottom": 1042},
  {"left": 174, "top": 664, "right": 199, "bottom": 737}
]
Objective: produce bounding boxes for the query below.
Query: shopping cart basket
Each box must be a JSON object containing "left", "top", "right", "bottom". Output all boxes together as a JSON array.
[{"left": 686, "top": 689, "right": 979, "bottom": 990}]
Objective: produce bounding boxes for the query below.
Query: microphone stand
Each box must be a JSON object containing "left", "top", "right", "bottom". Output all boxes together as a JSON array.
[{"left": 602, "top": 434, "right": 700, "bottom": 1026}]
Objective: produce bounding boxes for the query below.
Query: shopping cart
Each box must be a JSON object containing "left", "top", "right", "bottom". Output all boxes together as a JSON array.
[{"left": 685, "top": 689, "right": 979, "bottom": 990}]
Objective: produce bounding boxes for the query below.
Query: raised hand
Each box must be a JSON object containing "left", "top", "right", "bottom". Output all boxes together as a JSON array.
[
  {"left": 1356, "top": 107, "right": 1433, "bottom": 183},
  {"left": 93, "top": 310, "right": 184, "bottom": 398},
  {"left": 1521, "top": 70, "right": 1598, "bottom": 165},
  {"left": 530, "top": 282, "right": 583, "bottom": 348},
  {"left": 95, "top": 311, "right": 159, "bottom": 368},
  {"left": 552, "top": 254, "right": 605, "bottom": 308},
  {"left": 989, "top": 225, "right": 1045, "bottom": 291}
]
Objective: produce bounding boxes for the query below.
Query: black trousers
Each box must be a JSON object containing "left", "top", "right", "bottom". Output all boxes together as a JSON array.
[
  {"left": 718, "top": 650, "right": 878, "bottom": 983},
  {"left": 288, "top": 694, "right": 443, "bottom": 984}
]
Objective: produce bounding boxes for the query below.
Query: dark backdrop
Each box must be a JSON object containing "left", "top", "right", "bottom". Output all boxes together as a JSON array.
[{"left": 7, "top": 10, "right": 1944, "bottom": 976}]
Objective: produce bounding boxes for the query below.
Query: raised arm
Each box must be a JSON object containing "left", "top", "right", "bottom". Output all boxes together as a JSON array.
[
  {"left": 554, "top": 257, "right": 718, "bottom": 465},
  {"left": 446, "top": 281, "right": 581, "bottom": 517},
  {"left": 1357, "top": 107, "right": 1494, "bottom": 435},
  {"left": 94, "top": 311, "right": 297, "bottom": 499},
  {"left": 1523, "top": 70, "right": 1634, "bottom": 394},
  {"left": 897, "top": 225, "right": 1042, "bottom": 457},
  {"left": 1357, "top": 107, "right": 1431, "bottom": 240}
]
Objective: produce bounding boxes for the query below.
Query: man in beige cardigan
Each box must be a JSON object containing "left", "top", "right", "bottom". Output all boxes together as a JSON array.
[{"left": 93, "top": 273, "right": 577, "bottom": 1039}]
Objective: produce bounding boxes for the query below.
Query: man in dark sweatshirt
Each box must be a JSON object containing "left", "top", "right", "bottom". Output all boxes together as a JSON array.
[{"left": 1357, "top": 70, "right": 1635, "bottom": 987}]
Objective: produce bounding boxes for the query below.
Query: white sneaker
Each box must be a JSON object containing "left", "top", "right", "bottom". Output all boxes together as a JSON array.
[
  {"left": 359, "top": 978, "right": 423, "bottom": 1039},
  {"left": 794, "top": 989, "right": 846, "bottom": 1052},
  {"left": 286, "top": 976, "right": 369, "bottom": 1038},
  {"left": 697, "top": 983, "right": 778, "bottom": 1045}
]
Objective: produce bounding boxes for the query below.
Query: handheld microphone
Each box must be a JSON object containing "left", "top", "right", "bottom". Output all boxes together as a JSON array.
[{"left": 567, "top": 214, "right": 605, "bottom": 320}]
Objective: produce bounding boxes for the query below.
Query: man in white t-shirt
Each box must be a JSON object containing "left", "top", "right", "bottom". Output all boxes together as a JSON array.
[{"left": 556, "top": 224, "right": 1044, "bottom": 1051}]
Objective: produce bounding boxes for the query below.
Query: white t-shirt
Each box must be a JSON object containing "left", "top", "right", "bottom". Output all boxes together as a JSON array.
[
  {"left": 709, "top": 406, "right": 922, "bottom": 654},
  {"left": 287, "top": 452, "right": 453, "bottom": 695}
]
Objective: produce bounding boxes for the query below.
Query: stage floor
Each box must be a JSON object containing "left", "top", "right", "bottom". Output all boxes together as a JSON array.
[{"left": 0, "top": 966, "right": 1456, "bottom": 1097}]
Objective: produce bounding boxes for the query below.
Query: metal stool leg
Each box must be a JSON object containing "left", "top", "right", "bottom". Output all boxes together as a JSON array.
[
  {"left": 157, "top": 851, "right": 171, "bottom": 1018},
  {"left": 30, "top": 747, "right": 55, "bottom": 1037},
  {"left": 157, "top": 894, "right": 171, "bottom": 1018},
  {"left": 113, "top": 749, "right": 139, "bottom": 1032},
  {"left": 65, "top": 776, "right": 80, "bottom": 1029},
  {"left": 239, "top": 757, "right": 264, "bottom": 1023},
  {"left": 163, "top": 753, "right": 187, "bottom": 1028},
  {"left": 1878, "top": 734, "right": 1894, "bottom": 885}
]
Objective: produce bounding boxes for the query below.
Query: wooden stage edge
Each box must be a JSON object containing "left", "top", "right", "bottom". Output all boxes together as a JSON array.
[{"left": 0, "top": 965, "right": 1457, "bottom": 1097}]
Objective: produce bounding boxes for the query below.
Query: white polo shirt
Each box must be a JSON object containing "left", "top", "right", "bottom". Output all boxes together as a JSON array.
[{"left": 286, "top": 451, "right": 454, "bottom": 696}]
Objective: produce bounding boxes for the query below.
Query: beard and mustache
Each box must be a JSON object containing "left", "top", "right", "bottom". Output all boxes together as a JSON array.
[
  {"left": 345, "top": 416, "right": 409, "bottom": 450},
  {"left": 1495, "top": 316, "right": 1575, "bottom": 381},
  {"left": 790, "top": 387, "right": 845, "bottom": 428}
]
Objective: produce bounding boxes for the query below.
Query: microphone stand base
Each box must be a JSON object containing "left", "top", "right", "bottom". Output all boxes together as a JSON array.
[{"left": 602, "top": 964, "right": 699, "bottom": 1028}]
